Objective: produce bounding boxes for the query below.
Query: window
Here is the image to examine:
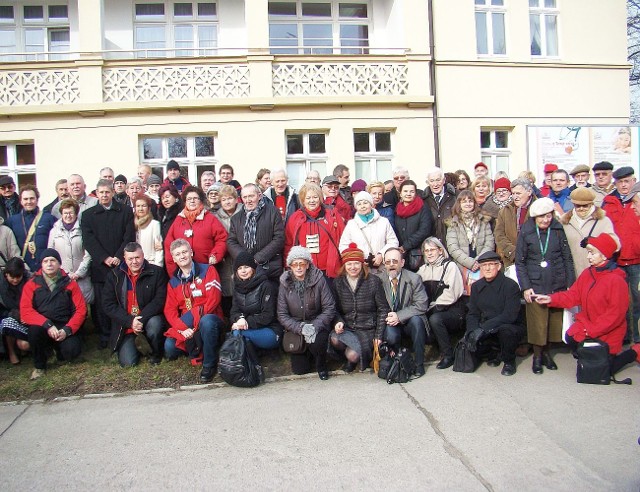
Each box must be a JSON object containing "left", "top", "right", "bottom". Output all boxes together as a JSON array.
[
  {"left": 0, "top": 143, "right": 37, "bottom": 188},
  {"left": 480, "top": 129, "right": 510, "bottom": 176},
  {"left": 353, "top": 130, "right": 392, "bottom": 182},
  {"left": 140, "top": 134, "right": 217, "bottom": 184},
  {"left": 529, "top": 0, "right": 558, "bottom": 57},
  {"left": 269, "top": 1, "right": 369, "bottom": 55},
  {"left": 475, "top": 0, "right": 506, "bottom": 56},
  {"left": 285, "top": 132, "right": 328, "bottom": 190},
  {"left": 0, "top": 3, "right": 70, "bottom": 62},
  {"left": 134, "top": 2, "right": 218, "bottom": 58}
]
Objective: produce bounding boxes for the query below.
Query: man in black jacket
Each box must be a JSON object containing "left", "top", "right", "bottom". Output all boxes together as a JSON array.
[
  {"left": 0, "top": 175, "right": 21, "bottom": 221},
  {"left": 466, "top": 251, "right": 525, "bottom": 376},
  {"left": 423, "top": 168, "right": 456, "bottom": 247},
  {"left": 81, "top": 179, "right": 136, "bottom": 348},
  {"left": 227, "top": 184, "right": 285, "bottom": 286},
  {"left": 103, "top": 242, "right": 168, "bottom": 366}
]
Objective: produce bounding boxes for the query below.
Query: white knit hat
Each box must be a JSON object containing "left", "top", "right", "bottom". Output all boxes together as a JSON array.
[
  {"left": 354, "top": 191, "right": 374, "bottom": 206},
  {"left": 529, "top": 197, "right": 554, "bottom": 217},
  {"left": 286, "top": 246, "right": 313, "bottom": 266}
]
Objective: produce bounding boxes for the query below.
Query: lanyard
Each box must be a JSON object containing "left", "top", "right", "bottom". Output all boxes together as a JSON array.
[{"left": 535, "top": 225, "right": 551, "bottom": 259}]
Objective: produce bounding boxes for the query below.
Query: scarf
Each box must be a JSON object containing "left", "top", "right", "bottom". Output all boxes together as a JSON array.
[
  {"left": 244, "top": 197, "right": 266, "bottom": 250},
  {"left": 183, "top": 203, "right": 204, "bottom": 225},
  {"left": 292, "top": 274, "right": 308, "bottom": 302},
  {"left": 491, "top": 194, "right": 513, "bottom": 210},
  {"left": 305, "top": 206, "right": 322, "bottom": 219},
  {"left": 358, "top": 210, "right": 375, "bottom": 223},
  {"left": 44, "top": 271, "right": 62, "bottom": 291},
  {"left": 460, "top": 212, "right": 479, "bottom": 250},
  {"left": 395, "top": 198, "right": 422, "bottom": 218},
  {"left": 135, "top": 212, "right": 152, "bottom": 230},
  {"left": 63, "top": 220, "right": 76, "bottom": 231},
  {"left": 574, "top": 206, "right": 595, "bottom": 228}
]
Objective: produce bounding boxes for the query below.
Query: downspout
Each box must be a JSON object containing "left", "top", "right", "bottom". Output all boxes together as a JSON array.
[{"left": 427, "top": 0, "right": 441, "bottom": 168}]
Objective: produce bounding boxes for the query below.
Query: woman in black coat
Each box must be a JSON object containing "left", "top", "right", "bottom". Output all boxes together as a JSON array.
[
  {"left": 329, "top": 243, "right": 389, "bottom": 372},
  {"left": 515, "top": 197, "right": 575, "bottom": 374},
  {"left": 394, "top": 180, "right": 433, "bottom": 271},
  {"left": 157, "top": 185, "right": 182, "bottom": 240},
  {"left": 229, "top": 251, "right": 282, "bottom": 349}
]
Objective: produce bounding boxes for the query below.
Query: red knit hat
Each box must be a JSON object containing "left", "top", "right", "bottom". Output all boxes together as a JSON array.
[
  {"left": 341, "top": 243, "right": 365, "bottom": 264},
  {"left": 474, "top": 162, "right": 488, "bottom": 170},
  {"left": 543, "top": 163, "right": 558, "bottom": 173},
  {"left": 586, "top": 234, "right": 618, "bottom": 260},
  {"left": 494, "top": 177, "right": 511, "bottom": 191}
]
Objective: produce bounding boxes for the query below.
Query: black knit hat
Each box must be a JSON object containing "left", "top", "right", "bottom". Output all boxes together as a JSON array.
[
  {"left": 114, "top": 174, "right": 127, "bottom": 184},
  {"left": 234, "top": 251, "right": 257, "bottom": 272},
  {"left": 39, "top": 248, "right": 61, "bottom": 264},
  {"left": 167, "top": 160, "right": 180, "bottom": 171}
]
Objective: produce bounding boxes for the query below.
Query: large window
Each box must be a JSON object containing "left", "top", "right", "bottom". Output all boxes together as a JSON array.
[
  {"left": 529, "top": 0, "right": 558, "bottom": 57},
  {"left": 480, "top": 129, "right": 510, "bottom": 176},
  {"left": 139, "top": 134, "right": 217, "bottom": 185},
  {"left": 286, "top": 132, "right": 328, "bottom": 190},
  {"left": 475, "top": 0, "right": 506, "bottom": 56},
  {"left": 268, "top": 1, "right": 369, "bottom": 55},
  {"left": 0, "top": 4, "right": 70, "bottom": 62},
  {"left": 134, "top": 2, "right": 218, "bottom": 58},
  {"left": 353, "top": 130, "right": 392, "bottom": 182},
  {"left": 0, "top": 143, "right": 37, "bottom": 188}
]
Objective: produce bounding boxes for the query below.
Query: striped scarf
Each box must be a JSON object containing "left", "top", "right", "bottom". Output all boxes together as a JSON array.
[{"left": 243, "top": 197, "right": 266, "bottom": 250}]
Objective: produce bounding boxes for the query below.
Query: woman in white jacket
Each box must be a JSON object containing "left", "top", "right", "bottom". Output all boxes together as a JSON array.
[
  {"left": 338, "top": 191, "right": 398, "bottom": 270},
  {"left": 134, "top": 195, "right": 163, "bottom": 267}
]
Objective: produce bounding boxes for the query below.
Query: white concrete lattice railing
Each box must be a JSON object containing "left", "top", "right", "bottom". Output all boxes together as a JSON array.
[{"left": 0, "top": 69, "right": 80, "bottom": 106}]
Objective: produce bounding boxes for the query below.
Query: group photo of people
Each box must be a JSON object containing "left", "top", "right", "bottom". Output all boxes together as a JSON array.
[{"left": 1, "top": 159, "right": 639, "bottom": 385}]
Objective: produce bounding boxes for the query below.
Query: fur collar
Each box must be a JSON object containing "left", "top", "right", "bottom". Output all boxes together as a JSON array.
[{"left": 559, "top": 206, "right": 605, "bottom": 225}]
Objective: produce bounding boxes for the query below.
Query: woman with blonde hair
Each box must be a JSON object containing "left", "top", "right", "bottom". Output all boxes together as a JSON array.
[{"left": 471, "top": 176, "right": 492, "bottom": 206}]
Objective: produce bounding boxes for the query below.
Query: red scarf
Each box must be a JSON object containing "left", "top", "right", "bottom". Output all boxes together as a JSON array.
[
  {"left": 396, "top": 198, "right": 423, "bottom": 218},
  {"left": 305, "top": 206, "right": 322, "bottom": 219}
]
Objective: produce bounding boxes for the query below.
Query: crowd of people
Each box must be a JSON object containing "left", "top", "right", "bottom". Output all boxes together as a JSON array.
[{"left": 1, "top": 159, "right": 639, "bottom": 383}]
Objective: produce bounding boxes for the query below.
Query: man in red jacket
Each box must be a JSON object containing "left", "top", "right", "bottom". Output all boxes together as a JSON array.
[
  {"left": 21, "top": 248, "right": 87, "bottom": 380},
  {"left": 164, "top": 239, "right": 223, "bottom": 383}
]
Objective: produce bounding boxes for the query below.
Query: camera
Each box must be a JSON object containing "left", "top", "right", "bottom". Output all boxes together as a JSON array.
[
  {"left": 366, "top": 252, "right": 376, "bottom": 268},
  {"left": 378, "top": 342, "right": 391, "bottom": 359}
]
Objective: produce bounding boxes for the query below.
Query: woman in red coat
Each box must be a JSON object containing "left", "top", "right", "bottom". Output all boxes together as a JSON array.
[
  {"left": 284, "top": 183, "right": 345, "bottom": 279},
  {"left": 164, "top": 186, "right": 227, "bottom": 275},
  {"left": 535, "top": 234, "right": 640, "bottom": 375}
]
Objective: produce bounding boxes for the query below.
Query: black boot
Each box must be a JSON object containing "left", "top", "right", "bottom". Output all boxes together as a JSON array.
[{"left": 532, "top": 356, "right": 543, "bottom": 374}]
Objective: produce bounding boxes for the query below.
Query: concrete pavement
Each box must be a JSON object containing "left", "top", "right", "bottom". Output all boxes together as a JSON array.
[{"left": 1, "top": 351, "right": 639, "bottom": 491}]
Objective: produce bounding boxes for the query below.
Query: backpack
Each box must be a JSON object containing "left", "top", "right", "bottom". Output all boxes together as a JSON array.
[
  {"left": 384, "top": 347, "right": 416, "bottom": 384},
  {"left": 218, "top": 333, "right": 264, "bottom": 388}
]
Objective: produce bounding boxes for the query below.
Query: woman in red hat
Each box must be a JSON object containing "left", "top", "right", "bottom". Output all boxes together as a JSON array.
[{"left": 535, "top": 234, "right": 640, "bottom": 374}]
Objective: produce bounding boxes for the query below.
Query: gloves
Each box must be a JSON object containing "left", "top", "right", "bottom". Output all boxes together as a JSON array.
[
  {"left": 466, "top": 329, "right": 484, "bottom": 352},
  {"left": 301, "top": 323, "right": 317, "bottom": 344}
]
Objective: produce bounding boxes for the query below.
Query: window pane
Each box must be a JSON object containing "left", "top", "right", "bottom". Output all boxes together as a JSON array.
[
  {"left": 174, "top": 3, "right": 193, "bottom": 17},
  {"left": 0, "top": 30, "right": 16, "bottom": 56},
  {"left": 269, "top": 2, "right": 297, "bottom": 16},
  {"left": 16, "top": 144, "right": 35, "bottom": 165},
  {"left": 143, "top": 138, "right": 163, "bottom": 159},
  {"left": 376, "top": 159, "right": 392, "bottom": 181},
  {"left": 303, "top": 24, "right": 332, "bottom": 53},
  {"left": 496, "top": 155, "right": 509, "bottom": 174},
  {"left": 49, "top": 29, "right": 70, "bottom": 58},
  {"left": 198, "top": 3, "right": 217, "bottom": 17},
  {"left": 135, "top": 3, "right": 165, "bottom": 17},
  {"left": 495, "top": 131, "right": 508, "bottom": 148},
  {"left": 492, "top": 13, "right": 505, "bottom": 55},
  {"left": 480, "top": 131, "right": 490, "bottom": 148},
  {"left": 545, "top": 15, "right": 558, "bottom": 56},
  {"left": 269, "top": 23, "right": 298, "bottom": 53},
  {"left": 24, "top": 5, "right": 44, "bottom": 20},
  {"left": 48, "top": 5, "right": 68, "bottom": 19},
  {"left": 354, "top": 133, "right": 369, "bottom": 152},
  {"left": 310, "top": 161, "right": 326, "bottom": 177},
  {"left": 168, "top": 137, "right": 187, "bottom": 158},
  {"left": 302, "top": 3, "right": 331, "bottom": 17},
  {"left": 17, "top": 173, "right": 36, "bottom": 188},
  {"left": 195, "top": 136, "right": 214, "bottom": 157},
  {"left": 0, "top": 6, "right": 13, "bottom": 21},
  {"left": 475, "top": 12, "right": 488, "bottom": 55},
  {"left": 175, "top": 24, "right": 194, "bottom": 55},
  {"left": 340, "top": 24, "right": 368, "bottom": 53},
  {"left": 355, "top": 159, "right": 371, "bottom": 182},
  {"left": 135, "top": 26, "right": 166, "bottom": 55},
  {"left": 544, "top": 0, "right": 556, "bottom": 7},
  {"left": 198, "top": 25, "right": 217, "bottom": 48},
  {"left": 0, "top": 146, "right": 7, "bottom": 166},
  {"left": 309, "top": 134, "right": 326, "bottom": 154},
  {"left": 491, "top": 0, "right": 504, "bottom": 5},
  {"left": 375, "top": 132, "right": 391, "bottom": 152},
  {"left": 339, "top": 3, "right": 368, "bottom": 18},
  {"left": 528, "top": 0, "right": 538, "bottom": 6},
  {"left": 475, "top": 0, "right": 486, "bottom": 4},
  {"left": 529, "top": 15, "right": 541, "bottom": 56},
  {"left": 24, "top": 28, "right": 45, "bottom": 53},
  {"left": 287, "top": 134, "right": 303, "bottom": 155},
  {"left": 286, "top": 160, "right": 305, "bottom": 191}
]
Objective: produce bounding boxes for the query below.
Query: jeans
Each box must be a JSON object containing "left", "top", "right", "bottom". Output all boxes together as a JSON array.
[
  {"left": 621, "top": 264, "right": 640, "bottom": 343},
  {"left": 384, "top": 316, "right": 427, "bottom": 366},
  {"left": 232, "top": 328, "right": 279, "bottom": 350},
  {"left": 117, "top": 315, "right": 165, "bottom": 367},
  {"left": 28, "top": 324, "right": 82, "bottom": 370},
  {"left": 163, "top": 314, "right": 222, "bottom": 368}
]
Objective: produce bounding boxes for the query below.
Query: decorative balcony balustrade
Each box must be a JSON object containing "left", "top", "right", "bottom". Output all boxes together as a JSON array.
[{"left": 0, "top": 68, "right": 79, "bottom": 106}]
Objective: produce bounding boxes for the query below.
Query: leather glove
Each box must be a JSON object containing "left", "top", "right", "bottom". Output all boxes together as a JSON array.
[{"left": 466, "top": 329, "right": 484, "bottom": 352}]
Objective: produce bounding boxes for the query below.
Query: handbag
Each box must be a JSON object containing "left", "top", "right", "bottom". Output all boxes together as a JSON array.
[
  {"left": 283, "top": 331, "right": 306, "bottom": 354},
  {"left": 385, "top": 347, "right": 416, "bottom": 384},
  {"left": 576, "top": 339, "right": 611, "bottom": 385},
  {"left": 452, "top": 335, "right": 479, "bottom": 373}
]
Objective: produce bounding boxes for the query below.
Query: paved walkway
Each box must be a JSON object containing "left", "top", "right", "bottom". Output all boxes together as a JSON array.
[{"left": 1, "top": 352, "right": 639, "bottom": 491}]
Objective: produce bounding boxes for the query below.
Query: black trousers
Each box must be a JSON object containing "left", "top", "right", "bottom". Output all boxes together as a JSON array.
[
  {"left": 428, "top": 306, "right": 464, "bottom": 358},
  {"left": 28, "top": 324, "right": 81, "bottom": 370},
  {"left": 476, "top": 324, "right": 526, "bottom": 365},
  {"left": 290, "top": 330, "right": 329, "bottom": 375},
  {"left": 92, "top": 282, "right": 111, "bottom": 343},
  {"left": 566, "top": 335, "right": 637, "bottom": 375}
]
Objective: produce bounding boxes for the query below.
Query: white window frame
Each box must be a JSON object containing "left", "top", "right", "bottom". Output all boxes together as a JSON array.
[
  {"left": 139, "top": 134, "right": 217, "bottom": 184},
  {"left": 353, "top": 130, "right": 393, "bottom": 182},
  {"left": 285, "top": 131, "right": 328, "bottom": 191},
  {"left": 268, "top": 0, "right": 370, "bottom": 55},
  {"left": 134, "top": 1, "right": 218, "bottom": 58},
  {"left": 529, "top": 0, "right": 558, "bottom": 58},
  {"left": 0, "top": 3, "right": 70, "bottom": 62},
  {"left": 474, "top": 0, "right": 506, "bottom": 57},
  {"left": 480, "top": 129, "right": 511, "bottom": 177},
  {"left": 0, "top": 142, "right": 38, "bottom": 188}
]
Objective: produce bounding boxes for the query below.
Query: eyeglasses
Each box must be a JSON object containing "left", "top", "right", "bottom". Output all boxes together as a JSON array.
[
  {"left": 290, "top": 261, "right": 308, "bottom": 268},
  {"left": 479, "top": 262, "right": 501, "bottom": 268},
  {"left": 573, "top": 203, "right": 591, "bottom": 209},
  {"left": 185, "top": 196, "right": 201, "bottom": 202},
  {"left": 393, "top": 176, "right": 407, "bottom": 181},
  {"left": 384, "top": 259, "right": 400, "bottom": 265}
]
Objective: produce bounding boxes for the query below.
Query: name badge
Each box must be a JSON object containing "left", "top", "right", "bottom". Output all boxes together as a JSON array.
[
  {"left": 306, "top": 233, "right": 320, "bottom": 254},
  {"left": 184, "top": 229, "right": 193, "bottom": 237},
  {"left": 192, "top": 289, "right": 203, "bottom": 297}
]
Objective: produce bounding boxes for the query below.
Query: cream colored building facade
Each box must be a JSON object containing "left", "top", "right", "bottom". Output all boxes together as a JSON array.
[{"left": 0, "top": 0, "right": 629, "bottom": 203}]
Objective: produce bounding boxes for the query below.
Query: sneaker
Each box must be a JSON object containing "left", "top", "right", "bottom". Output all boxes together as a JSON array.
[{"left": 30, "top": 368, "right": 45, "bottom": 380}]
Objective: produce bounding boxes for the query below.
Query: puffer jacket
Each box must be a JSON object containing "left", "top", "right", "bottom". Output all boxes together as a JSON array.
[
  {"left": 445, "top": 213, "right": 495, "bottom": 270},
  {"left": 277, "top": 265, "right": 336, "bottom": 334},
  {"left": 230, "top": 269, "right": 283, "bottom": 338},
  {"left": 515, "top": 218, "right": 575, "bottom": 294}
]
